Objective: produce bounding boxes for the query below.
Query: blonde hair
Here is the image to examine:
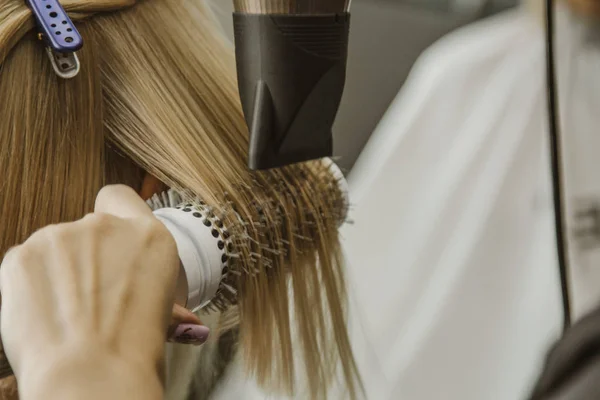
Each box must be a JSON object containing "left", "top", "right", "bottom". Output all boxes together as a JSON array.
[{"left": 0, "top": 0, "right": 360, "bottom": 399}]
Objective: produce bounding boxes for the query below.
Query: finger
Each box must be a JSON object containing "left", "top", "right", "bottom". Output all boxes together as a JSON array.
[
  {"left": 139, "top": 174, "right": 167, "bottom": 201},
  {"left": 167, "top": 305, "right": 204, "bottom": 344},
  {"left": 171, "top": 304, "right": 202, "bottom": 326},
  {"left": 94, "top": 184, "right": 154, "bottom": 219},
  {"left": 168, "top": 324, "right": 210, "bottom": 346}
]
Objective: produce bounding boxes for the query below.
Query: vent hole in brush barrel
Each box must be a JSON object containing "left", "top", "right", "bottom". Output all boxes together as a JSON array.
[
  {"left": 193, "top": 212, "right": 202, "bottom": 218},
  {"left": 221, "top": 254, "right": 228, "bottom": 263},
  {"left": 49, "top": 11, "right": 57, "bottom": 17},
  {"left": 65, "top": 37, "right": 73, "bottom": 43},
  {"left": 211, "top": 229, "right": 219, "bottom": 238},
  {"left": 203, "top": 219, "right": 211, "bottom": 227},
  {"left": 183, "top": 208, "right": 191, "bottom": 212},
  {"left": 218, "top": 241, "right": 225, "bottom": 250}
]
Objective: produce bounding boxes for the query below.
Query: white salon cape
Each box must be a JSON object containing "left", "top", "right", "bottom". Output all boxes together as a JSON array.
[{"left": 211, "top": 4, "right": 600, "bottom": 400}]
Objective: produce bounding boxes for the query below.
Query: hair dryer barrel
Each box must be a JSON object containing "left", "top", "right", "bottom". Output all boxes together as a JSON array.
[{"left": 232, "top": 1, "right": 351, "bottom": 170}]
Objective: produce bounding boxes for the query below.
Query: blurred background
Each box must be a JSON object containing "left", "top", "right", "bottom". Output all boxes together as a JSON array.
[
  {"left": 211, "top": 0, "right": 518, "bottom": 171},
  {"left": 204, "top": 2, "right": 600, "bottom": 399}
]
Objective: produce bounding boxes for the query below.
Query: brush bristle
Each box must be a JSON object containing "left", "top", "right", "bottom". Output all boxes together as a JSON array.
[{"left": 233, "top": 0, "right": 350, "bottom": 14}]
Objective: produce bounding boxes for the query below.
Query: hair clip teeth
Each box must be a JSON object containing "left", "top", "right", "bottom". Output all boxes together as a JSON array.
[{"left": 45, "top": 47, "right": 80, "bottom": 79}]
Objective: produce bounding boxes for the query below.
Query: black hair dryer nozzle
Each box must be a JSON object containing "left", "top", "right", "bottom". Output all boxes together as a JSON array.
[{"left": 233, "top": 13, "right": 351, "bottom": 170}]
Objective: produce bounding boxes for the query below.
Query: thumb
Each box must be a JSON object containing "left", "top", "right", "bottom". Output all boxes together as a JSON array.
[{"left": 94, "top": 184, "right": 154, "bottom": 219}]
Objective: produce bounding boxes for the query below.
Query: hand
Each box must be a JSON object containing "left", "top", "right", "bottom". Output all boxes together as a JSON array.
[{"left": 0, "top": 185, "right": 181, "bottom": 399}]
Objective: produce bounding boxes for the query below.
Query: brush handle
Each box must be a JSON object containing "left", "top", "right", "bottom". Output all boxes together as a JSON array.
[{"left": 154, "top": 207, "right": 228, "bottom": 311}]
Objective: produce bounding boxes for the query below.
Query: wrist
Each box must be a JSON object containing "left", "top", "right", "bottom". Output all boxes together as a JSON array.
[{"left": 19, "top": 348, "right": 164, "bottom": 400}]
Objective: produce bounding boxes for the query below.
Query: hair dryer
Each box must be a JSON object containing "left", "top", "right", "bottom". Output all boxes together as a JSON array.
[{"left": 232, "top": 0, "right": 352, "bottom": 170}]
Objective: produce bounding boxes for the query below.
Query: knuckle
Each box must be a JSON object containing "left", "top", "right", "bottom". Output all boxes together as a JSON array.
[
  {"left": 49, "top": 223, "right": 73, "bottom": 240},
  {"left": 2, "top": 245, "right": 42, "bottom": 286},
  {"left": 48, "top": 224, "right": 73, "bottom": 242},
  {"left": 96, "top": 184, "right": 136, "bottom": 203},
  {"left": 29, "top": 223, "right": 73, "bottom": 248},
  {"left": 4, "top": 246, "right": 33, "bottom": 269},
  {"left": 82, "top": 212, "right": 115, "bottom": 228},
  {"left": 41, "top": 224, "right": 76, "bottom": 256}
]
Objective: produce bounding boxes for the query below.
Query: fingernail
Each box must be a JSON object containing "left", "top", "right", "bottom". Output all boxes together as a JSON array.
[{"left": 170, "top": 324, "right": 210, "bottom": 345}]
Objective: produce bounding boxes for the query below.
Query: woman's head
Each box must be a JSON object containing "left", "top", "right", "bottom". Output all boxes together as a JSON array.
[{"left": 0, "top": 0, "right": 359, "bottom": 397}]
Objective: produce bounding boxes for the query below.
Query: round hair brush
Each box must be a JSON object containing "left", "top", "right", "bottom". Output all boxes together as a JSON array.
[
  {"left": 232, "top": 0, "right": 352, "bottom": 170},
  {"left": 148, "top": 158, "right": 349, "bottom": 313}
]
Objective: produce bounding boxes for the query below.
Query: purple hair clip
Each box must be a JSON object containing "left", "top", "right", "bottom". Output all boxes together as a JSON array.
[{"left": 25, "top": 0, "right": 83, "bottom": 79}]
